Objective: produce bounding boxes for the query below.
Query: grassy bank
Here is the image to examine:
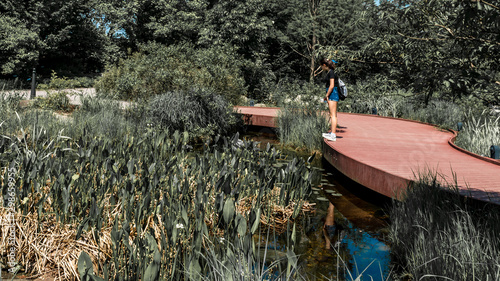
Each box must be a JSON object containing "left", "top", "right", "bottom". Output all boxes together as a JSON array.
[
  {"left": 454, "top": 111, "right": 500, "bottom": 157},
  {"left": 389, "top": 174, "right": 500, "bottom": 280}
]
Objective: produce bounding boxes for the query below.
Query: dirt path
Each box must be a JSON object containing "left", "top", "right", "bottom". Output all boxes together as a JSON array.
[
  {"left": 2, "top": 88, "right": 96, "bottom": 106},
  {"left": 3, "top": 88, "right": 134, "bottom": 109}
]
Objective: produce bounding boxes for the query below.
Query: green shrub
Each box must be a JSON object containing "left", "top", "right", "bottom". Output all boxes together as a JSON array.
[
  {"left": 399, "top": 99, "right": 463, "bottom": 128},
  {"left": 455, "top": 94, "right": 490, "bottom": 116},
  {"left": 33, "top": 91, "right": 72, "bottom": 112},
  {"left": 148, "top": 88, "right": 240, "bottom": 140},
  {"left": 340, "top": 77, "right": 464, "bottom": 128},
  {"left": 38, "top": 71, "right": 95, "bottom": 90},
  {"left": 266, "top": 78, "right": 324, "bottom": 108},
  {"left": 95, "top": 42, "right": 246, "bottom": 104}
]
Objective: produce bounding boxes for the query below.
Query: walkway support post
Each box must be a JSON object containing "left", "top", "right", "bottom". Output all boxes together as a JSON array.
[{"left": 30, "top": 67, "right": 36, "bottom": 99}]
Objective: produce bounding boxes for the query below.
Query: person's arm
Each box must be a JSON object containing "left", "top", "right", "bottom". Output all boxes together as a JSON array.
[{"left": 325, "top": 77, "right": 335, "bottom": 100}]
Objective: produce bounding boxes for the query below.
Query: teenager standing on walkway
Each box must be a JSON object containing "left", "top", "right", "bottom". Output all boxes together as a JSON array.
[{"left": 320, "top": 58, "right": 339, "bottom": 141}]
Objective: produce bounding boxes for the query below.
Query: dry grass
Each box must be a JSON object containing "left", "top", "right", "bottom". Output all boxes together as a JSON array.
[
  {"left": 1, "top": 190, "right": 315, "bottom": 280},
  {"left": 237, "top": 194, "right": 316, "bottom": 234},
  {"left": 0, "top": 209, "right": 112, "bottom": 280}
]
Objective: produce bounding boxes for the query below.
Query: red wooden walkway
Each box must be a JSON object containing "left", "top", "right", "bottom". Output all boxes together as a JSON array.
[{"left": 236, "top": 106, "right": 500, "bottom": 204}]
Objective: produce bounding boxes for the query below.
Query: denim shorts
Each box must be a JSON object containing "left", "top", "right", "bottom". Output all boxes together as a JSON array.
[{"left": 326, "top": 87, "right": 339, "bottom": 102}]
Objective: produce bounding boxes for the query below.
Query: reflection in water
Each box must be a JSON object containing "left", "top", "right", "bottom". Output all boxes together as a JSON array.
[
  {"left": 242, "top": 127, "right": 392, "bottom": 280},
  {"left": 343, "top": 227, "right": 391, "bottom": 280},
  {"left": 323, "top": 203, "right": 336, "bottom": 250},
  {"left": 301, "top": 184, "right": 391, "bottom": 281}
]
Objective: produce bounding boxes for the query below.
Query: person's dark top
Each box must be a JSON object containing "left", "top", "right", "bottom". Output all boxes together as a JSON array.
[{"left": 323, "top": 69, "right": 339, "bottom": 89}]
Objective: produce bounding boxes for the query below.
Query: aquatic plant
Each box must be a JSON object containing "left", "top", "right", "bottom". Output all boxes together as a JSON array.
[
  {"left": 0, "top": 112, "right": 314, "bottom": 280},
  {"left": 147, "top": 88, "right": 241, "bottom": 140}
]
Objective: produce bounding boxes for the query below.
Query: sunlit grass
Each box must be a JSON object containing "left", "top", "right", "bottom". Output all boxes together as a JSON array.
[
  {"left": 276, "top": 107, "right": 329, "bottom": 152},
  {"left": 389, "top": 172, "right": 500, "bottom": 280},
  {"left": 455, "top": 111, "right": 500, "bottom": 157}
]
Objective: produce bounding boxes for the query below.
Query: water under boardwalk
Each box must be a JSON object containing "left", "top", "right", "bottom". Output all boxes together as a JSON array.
[{"left": 243, "top": 127, "right": 392, "bottom": 280}]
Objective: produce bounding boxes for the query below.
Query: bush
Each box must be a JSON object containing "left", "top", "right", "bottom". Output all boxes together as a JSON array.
[
  {"left": 339, "top": 77, "right": 464, "bottom": 128},
  {"left": 455, "top": 111, "right": 500, "bottom": 157},
  {"left": 266, "top": 78, "right": 324, "bottom": 108},
  {"left": 38, "top": 71, "right": 96, "bottom": 90},
  {"left": 33, "top": 91, "right": 72, "bottom": 112},
  {"left": 148, "top": 88, "right": 240, "bottom": 140},
  {"left": 401, "top": 99, "right": 463, "bottom": 128},
  {"left": 95, "top": 43, "right": 246, "bottom": 104}
]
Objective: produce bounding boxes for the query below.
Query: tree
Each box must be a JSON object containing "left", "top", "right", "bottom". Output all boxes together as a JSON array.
[
  {"left": 196, "top": 0, "right": 289, "bottom": 98},
  {"left": 0, "top": 0, "right": 106, "bottom": 76},
  {"left": 0, "top": 16, "right": 39, "bottom": 74},
  {"left": 94, "top": 0, "right": 209, "bottom": 45},
  {"left": 369, "top": 0, "right": 500, "bottom": 105},
  {"left": 279, "top": 0, "right": 373, "bottom": 81}
]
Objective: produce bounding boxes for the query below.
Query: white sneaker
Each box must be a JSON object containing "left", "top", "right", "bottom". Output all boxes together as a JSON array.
[{"left": 323, "top": 132, "right": 336, "bottom": 141}]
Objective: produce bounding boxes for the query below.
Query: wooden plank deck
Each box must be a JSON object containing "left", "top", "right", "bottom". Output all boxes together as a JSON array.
[{"left": 235, "top": 106, "right": 500, "bottom": 204}]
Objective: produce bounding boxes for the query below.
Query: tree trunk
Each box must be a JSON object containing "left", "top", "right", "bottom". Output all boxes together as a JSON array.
[
  {"left": 309, "top": 0, "right": 319, "bottom": 82},
  {"left": 310, "top": 34, "right": 316, "bottom": 82}
]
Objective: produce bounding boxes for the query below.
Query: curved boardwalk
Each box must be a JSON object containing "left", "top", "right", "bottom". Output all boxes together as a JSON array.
[{"left": 236, "top": 106, "right": 500, "bottom": 204}]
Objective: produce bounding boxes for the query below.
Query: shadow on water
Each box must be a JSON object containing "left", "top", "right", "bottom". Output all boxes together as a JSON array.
[{"left": 242, "top": 126, "right": 393, "bottom": 281}]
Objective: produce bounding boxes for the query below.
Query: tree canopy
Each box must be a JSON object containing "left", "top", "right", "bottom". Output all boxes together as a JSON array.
[{"left": 1, "top": 0, "right": 498, "bottom": 105}]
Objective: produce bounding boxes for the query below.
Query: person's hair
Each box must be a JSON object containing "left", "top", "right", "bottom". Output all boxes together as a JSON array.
[{"left": 320, "top": 58, "right": 336, "bottom": 70}]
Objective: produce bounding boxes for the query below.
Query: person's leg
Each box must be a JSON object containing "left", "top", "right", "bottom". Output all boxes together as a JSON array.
[
  {"left": 323, "top": 202, "right": 335, "bottom": 249},
  {"left": 328, "top": 100, "right": 338, "bottom": 134}
]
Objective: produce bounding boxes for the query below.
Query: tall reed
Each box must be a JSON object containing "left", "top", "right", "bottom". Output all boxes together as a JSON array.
[
  {"left": 389, "top": 173, "right": 500, "bottom": 280},
  {"left": 454, "top": 111, "right": 500, "bottom": 157},
  {"left": 276, "top": 107, "right": 329, "bottom": 152}
]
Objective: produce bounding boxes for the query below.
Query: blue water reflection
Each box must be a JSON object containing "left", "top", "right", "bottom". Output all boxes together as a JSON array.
[{"left": 341, "top": 222, "right": 391, "bottom": 280}]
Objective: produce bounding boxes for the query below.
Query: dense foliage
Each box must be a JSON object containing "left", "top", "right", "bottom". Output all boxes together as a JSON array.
[
  {"left": 147, "top": 89, "right": 240, "bottom": 139},
  {"left": 95, "top": 43, "right": 245, "bottom": 103},
  {"left": 1, "top": 0, "right": 500, "bottom": 278},
  {"left": 0, "top": 97, "right": 314, "bottom": 280},
  {"left": 1, "top": 0, "right": 498, "bottom": 109},
  {"left": 0, "top": 0, "right": 106, "bottom": 76},
  {"left": 277, "top": 107, "right": 330, "bottom": 152}
]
